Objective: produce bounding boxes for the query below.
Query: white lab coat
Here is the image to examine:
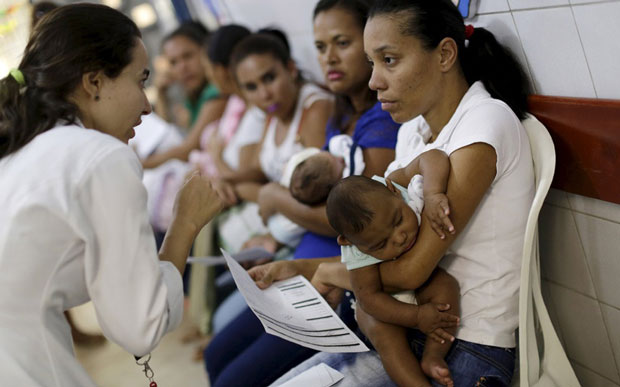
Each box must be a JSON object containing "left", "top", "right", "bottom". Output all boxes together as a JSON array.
[{"left": 0, "top": 124, "right": 184, "bottom": 386}]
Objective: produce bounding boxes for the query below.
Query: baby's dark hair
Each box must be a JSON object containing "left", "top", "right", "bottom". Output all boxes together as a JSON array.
[
  {"left": 290, "top": 157, "right": 337, "bottom": 205},
  {"left": 326, "top": 176, "right": 391, "bottom": 237}
]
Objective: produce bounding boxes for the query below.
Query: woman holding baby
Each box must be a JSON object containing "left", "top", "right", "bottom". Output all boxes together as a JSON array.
[
  {"left": 203, "top": 0, "right": 400, "bottom": 386},
  {"left": 257, "top": 0, "right": 535, "bottom": 386}
]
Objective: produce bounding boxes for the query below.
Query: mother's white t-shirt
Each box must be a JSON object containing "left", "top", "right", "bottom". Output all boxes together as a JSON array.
[{"left": 385, "top": 81, "right": 534, "bottom": 348}]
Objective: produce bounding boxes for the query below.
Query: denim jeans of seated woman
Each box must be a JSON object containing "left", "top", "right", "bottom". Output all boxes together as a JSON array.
[{"left": 272, "top": 327, "right": 516, "bottom": 387}]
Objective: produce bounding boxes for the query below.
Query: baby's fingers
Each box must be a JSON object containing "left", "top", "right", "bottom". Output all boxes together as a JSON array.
[
  {"left": 428, "top": 332, "right": 446, "bottom": 344},
  {"left": 440, "top": 311, "right": 459, "bottom": 322},
  {"left": 440, "top": 199, "right": 451, "bottom": 216},
  {"left": 429, "top": 329, "right": 455, "bottom": 344},
  {"left": 430, "top": 220, "right": 447, "bottom": 239},
  {"left": 436, "top": 203, "right": 455, "bottom": 234},
  {"left": 434, "top": 328, "right": 456, "bottom": 343},
  {"left": 439, "top": 318, "right": 459, "bottom": 328},
  {"left": 439, "top": 212, "right": 455, "bottom": 234}
]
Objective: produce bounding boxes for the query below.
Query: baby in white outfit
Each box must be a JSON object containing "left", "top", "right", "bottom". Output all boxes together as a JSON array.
[
  {"left": 267, "top": 134, "right": 363, "bottom": 246},
  {"left": 325, "top": 149, "right": 461, "bottom": 387}
]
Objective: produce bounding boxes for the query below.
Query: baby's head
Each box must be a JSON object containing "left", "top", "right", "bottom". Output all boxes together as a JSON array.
[
  {"left": 290, "top": 151, "right": 345, "bottom": 205},
  {"left": 326, "top": 176, "right": 420, "bottom": 261}
]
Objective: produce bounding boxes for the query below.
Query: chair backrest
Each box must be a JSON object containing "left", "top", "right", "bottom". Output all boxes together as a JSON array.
[{"left": 517, "top": 114, "right": 580, "bottom": 387}]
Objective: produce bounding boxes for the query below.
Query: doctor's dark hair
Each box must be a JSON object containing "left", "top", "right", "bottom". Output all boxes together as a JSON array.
[
  {"left": 313, "top": 0, "right": 376, "bottom": 132},
  {"left": 369, "top": 0, "right": 531, "bottom": 119},
  {"left": 326, "top": 175, "right": 390, "bottom": 237},
  {"left": 0, "top": 3, "right": 141, "bottom": 159}
]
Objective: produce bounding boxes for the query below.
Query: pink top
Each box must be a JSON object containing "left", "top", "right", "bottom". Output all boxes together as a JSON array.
[{"left": 189, "top": 95, "right": 246, "bottom": 177}]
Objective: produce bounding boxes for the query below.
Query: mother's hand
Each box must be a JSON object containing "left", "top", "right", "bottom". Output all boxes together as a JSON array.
[
  {"left": 311, "top": 262, "right": 345, "bottom": 309},
  {"left": 248, "top": 260, "right": 301, "bottom": 289}
]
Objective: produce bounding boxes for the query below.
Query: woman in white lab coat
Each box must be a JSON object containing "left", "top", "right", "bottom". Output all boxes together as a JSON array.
[{"left": 0, "top": 4, "right": 222, "bottom": 386}]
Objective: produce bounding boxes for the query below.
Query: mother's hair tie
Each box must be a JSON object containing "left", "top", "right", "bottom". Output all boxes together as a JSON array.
[
  {"left": 465, "top": 24, "right": 475, "bottom": 39},
  {"left": 9, "top": 68, "right": 26, "bottom": 87}
]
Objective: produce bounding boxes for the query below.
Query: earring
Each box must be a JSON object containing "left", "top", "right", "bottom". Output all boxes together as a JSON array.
[{"left": 95, "top": 95, "right": 100, "bottom": 101}]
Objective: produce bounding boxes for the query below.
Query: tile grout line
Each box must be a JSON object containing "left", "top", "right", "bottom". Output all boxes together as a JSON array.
[
  {"left": 543, "top": 200, "right": 620, "bottom": 225},
  {"left": 542, "top": 277, "right": 601, "bottom": 304},
  {"left": 508, "top": 10, "right": 538, "bottom": 94},
  {"left": 569, "top": 207, "right": 620, "bottom": 224},
  {"left": 568, "top": 4, "right": 599, "bottom": 97},
  {"left": 566, "top": 197, "right": 620, "bottom": 381},
  {"left": 570, "top": 0, "right": 620, "bottom": 7},
  {"left": 568, "top": 356, "right": 620, "bottom": 385},
  {"left": 508, "top": 0, "right": 619, "bottom": 13}
]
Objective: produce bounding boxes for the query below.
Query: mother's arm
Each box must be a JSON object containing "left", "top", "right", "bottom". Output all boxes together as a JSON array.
[
  {"left": 256, "top": 146, "right": 396, "bottom": 236},
  {"left": 380, "top": 143, "right": 497, "bottom": 291},
  {"left": 362, "top": 147, "right": 395, "bottom": 177},
  {"left": 257, "top": 183, "right": 337, "bottom": 236}
]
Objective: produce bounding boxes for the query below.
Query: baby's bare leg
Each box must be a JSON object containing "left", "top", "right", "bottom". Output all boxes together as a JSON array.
[
  {"left": 415, "top": 268, "right": 460, "bottom": 387},
  {"left": 356, "top": 306, "right": 430, "bottom": 387}
]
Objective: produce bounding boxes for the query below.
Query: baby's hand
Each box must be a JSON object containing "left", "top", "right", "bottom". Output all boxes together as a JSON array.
[
  {"left": 416, "top": 302, "right": 459, "bottom": 344},
  {"left": 424, "top": 192, "right": 454, "bottom": 239}
]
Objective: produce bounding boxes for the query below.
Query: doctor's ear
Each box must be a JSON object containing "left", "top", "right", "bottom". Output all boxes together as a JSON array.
[
  {"left": 81, "top": 71, "right": 105, "bottom": 101},
  {"left": 337, "top": 235, "right": 352, "bottom": 246}
]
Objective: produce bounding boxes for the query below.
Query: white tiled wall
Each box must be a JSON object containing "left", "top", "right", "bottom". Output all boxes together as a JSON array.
[
  {"left": 541, "top": 191, "right": 620, "bottom": 386},
  {"left": 475, "top": 0, "right": 620, "bottom": 99},
  {"left": 220, "top": 1, "right": 620, "bottom": 385},
  {"left": 474, "top": 2, "right": 620, "bottom": 383}
]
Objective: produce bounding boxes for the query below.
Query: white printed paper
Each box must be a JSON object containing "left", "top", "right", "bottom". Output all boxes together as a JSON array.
[
  {"left": 222, "top": 249, "right": 369, "bottom": 353},
  {"left": 273, "top": 363, "right": 344, "bottom": 387},
  {"left": 187, "top": 247, "right": 273, "bottom": 267}
]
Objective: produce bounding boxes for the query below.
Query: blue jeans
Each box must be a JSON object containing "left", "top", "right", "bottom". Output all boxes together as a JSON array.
[
  {"left": 409, "top": 329, "right": 516, "bottom": 386},
  {"left": 273, "top": 329, "right": 516, "bottom": 387}
]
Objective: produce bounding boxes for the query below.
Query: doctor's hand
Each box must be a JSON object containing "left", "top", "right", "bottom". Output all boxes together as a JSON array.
[{"left": 173, "top": 171, "right": 223, "bottom": 233}]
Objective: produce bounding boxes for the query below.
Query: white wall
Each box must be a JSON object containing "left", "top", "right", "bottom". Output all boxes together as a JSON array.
[
  {"left": 219, "top": 0, "right": 323, "bottom": 83},
  {"left": 219, "top": 1, "right": 620, "bottom": 385}
]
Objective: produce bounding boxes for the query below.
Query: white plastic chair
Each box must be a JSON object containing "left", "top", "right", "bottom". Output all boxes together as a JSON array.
[{"left": 515, "top": 114, "right": 581, "bottom": 387}]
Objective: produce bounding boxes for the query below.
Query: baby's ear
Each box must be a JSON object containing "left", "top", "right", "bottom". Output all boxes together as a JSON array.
[{"left": 337, "top": 235, "right": 352, "bottom": 246}]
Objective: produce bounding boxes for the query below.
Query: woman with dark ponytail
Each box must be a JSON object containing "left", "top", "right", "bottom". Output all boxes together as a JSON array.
[
  {"left": 260, "top": 0, "right": 535, "bottom": 386},
  {"left": 0, "top": 4, "right": 222, "bottom": 385}
]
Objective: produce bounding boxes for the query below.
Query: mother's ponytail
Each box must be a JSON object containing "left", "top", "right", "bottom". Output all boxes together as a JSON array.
[
  {"left": 369, "top": 0, "right": 532, "bottom": 119},
  {"left": 462, "top": 26, "right": 531, "bottom": 119},
  {"left": 0, "top": 3, "right": 141, "bottom": 159}
]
